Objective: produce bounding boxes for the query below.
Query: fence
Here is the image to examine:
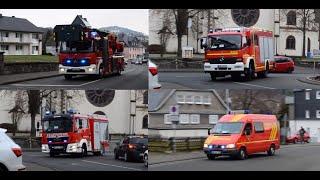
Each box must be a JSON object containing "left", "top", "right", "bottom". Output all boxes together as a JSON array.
[{"left": 149, "top": 137, "right": 207, "bottom": 152}]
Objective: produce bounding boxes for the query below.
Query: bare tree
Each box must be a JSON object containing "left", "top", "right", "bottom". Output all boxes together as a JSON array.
[
  {"left": 158, "top": 13, "right": 174, "bottom": 57},
  {"left": 8, "top": 91, "right": 26, "bottom": 136},
  {"left": 281, "top": 9, "right": 319, "bottom": 57}
]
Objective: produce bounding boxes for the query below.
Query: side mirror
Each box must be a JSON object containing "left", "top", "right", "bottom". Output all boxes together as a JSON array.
[{"left": 200, "top": 38, "right": 207, "bottom": 49}]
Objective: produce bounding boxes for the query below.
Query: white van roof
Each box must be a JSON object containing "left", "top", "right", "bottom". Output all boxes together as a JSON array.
[{"left": 0, "top": 128, "right": 7, "bottom": 133}]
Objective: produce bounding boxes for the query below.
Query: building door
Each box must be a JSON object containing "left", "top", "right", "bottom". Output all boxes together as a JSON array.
[{"left": 307, "top": 38, "right": 311, "bottom": 53}]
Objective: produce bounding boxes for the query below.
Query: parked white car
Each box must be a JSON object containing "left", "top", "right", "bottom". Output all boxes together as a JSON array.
[
  {"left": 143, "top": 150, "right": 148, "bottom": 167},
  {"left": 0, "top": 128, "right": 25, "bottom": 171},
  {"left": 148, "top": 60, "right": 161, "bottom": 89}
]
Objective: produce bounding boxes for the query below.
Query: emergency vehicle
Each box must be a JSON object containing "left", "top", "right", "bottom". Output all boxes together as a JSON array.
[
  {"left": 41, "top": 110, "right": 109, "bottom": 157},
  {"left": 201, "top": 27, "right": 274, "bottom": 81},
  {"left": 54, "top": 24, "right": 125, "bottom": 80},
  {"left": 203, "top": 114, "right": 280, "bottom": 160}
]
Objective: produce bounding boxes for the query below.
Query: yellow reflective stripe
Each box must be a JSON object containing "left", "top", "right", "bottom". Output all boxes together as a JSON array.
[
  {"left": 269, "top": 125, "right": 275, "bottom": 140},
  {"left": 206, "top": 52, "right": 238, "bottom": 56},
  {"left": 231, "top": 114, "right": 246, "bottom": 122},
  {"left": 236, "top": 139, "right": 278, "bottom": 145},
  {"left": 272, "top": 124, "right": 278, "bottom": 140}
]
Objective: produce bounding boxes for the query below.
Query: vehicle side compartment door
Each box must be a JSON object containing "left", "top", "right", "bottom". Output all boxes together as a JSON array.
[
  {"left": 243, "top": 123, "right": 254, "bottom": 154},
  {"left": 253, "top": 121, "right": 266, "bottom": 152}
]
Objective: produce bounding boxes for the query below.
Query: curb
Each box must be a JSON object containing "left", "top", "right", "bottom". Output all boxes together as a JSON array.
[
  {"left": 0, "top": 74, "right": 62, "bottom": 85},
  {"left": 297, "top": 76, "right": 320, "bottom": 86}
]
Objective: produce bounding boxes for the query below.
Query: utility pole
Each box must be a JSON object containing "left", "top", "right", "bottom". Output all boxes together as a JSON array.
[{"left": 225, "top": 89, "right": 231, "bottom": 114}]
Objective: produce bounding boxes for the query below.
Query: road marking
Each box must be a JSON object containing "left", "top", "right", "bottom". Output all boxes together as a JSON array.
[
  {"left": 149, "top": 158, "right": 205, "bottom": 168},
  {"left": 10, "top": 66, "right": 141, "bottom": 87},
  {"left": 81, "top": 160, "right": 142, "bottom": 171},
  {"left": 232, "top": 82, "right": 276, "bottom": 89}
]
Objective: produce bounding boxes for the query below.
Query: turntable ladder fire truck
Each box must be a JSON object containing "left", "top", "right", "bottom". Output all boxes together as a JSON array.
[
  {"left": 41, "top": 110, "right": 109, "bottom": 157},
  {"left": 54, "top": 24, "right": 125, "bottom": 80},
  {"left": 201, "top": 27, "right": 274, "bottom": 81}
]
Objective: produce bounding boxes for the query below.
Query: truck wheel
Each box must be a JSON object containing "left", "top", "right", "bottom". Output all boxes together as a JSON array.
[
  {"left": 244, "top": 62, "right": 254, "bottom": 81},
  {"left": 207, "top": 154, "right": 216, "bottom": 160},
  {"left": 80, "top": 144, "right": 87, "bottom": 157},
  {"left": 0, "top": 164, "right": 8, "bottom": 172},
  {"left": 64, "top": 75, "right": 72, "bottom": 80},
  {"left": 49, "top": 152, "right": 55, "bottom": 157},
  {"left": 257, "top": 62, "right": 269, "bottom": 78},
  {"left": 210, "top": 73, "right": 216, "bottom": 81},
  {"left": 238, "top": 148, "right": 247, "bottom": 160},
  {"left": 267, "top": 145, "right": 275, "bottom": 156}
]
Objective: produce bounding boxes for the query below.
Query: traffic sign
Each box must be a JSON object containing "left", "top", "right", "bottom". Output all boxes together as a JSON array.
[{"left": 169, "top": 105, "right": 179, "bottom": 115}]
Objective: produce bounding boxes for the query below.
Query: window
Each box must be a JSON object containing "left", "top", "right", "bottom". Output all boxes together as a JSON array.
[
  {"left": 1, "top": 32, "right": 9, "bottom": 37},
  {"left": 76, "top": 118, "right": 88, "bottom": 129},
  {"left": 254, "top": 122, "right": 264, "bottom": 133},
  {"left": 287, "top": 11, "right": 297, "bottom": 25},
  {"left": 254, "top": 34, "right": 259, "bottom": 46},
  {"left": 305, "top": 110, "right": 310, "bottom": 119},
  {"left": 305, "top": 91, "right": 310, "bottom": 100},
  {"left": 179, "top": 114, "right": 189, "bottom": 124},
  {"left": 185, "top": 95, "right": 193, "bottom": 104},
  {"left": 286, "top": 35, "right": 295, "bottom": 49},
  {"left": 164, "top": 114, "right": 172, "bottom": 124},
  {"left": 190, "top": 114, "right": 200, "bottom": 124},
  {"left": 143, "top": 91, "right": 148, "bottom": 104},
  {"left": 32, "top": 33, "right": 39, "bottom": 39},
  {"left": 316, "top": 91, "right": 320, "bottom": 99},
  {"left": 317, "top": 110, "right": 320, "bottom": 119},
  {"left": 16, "top": 45, "right": 22, "bottom": 51},
  {"left": 176, "top": 95, "right": 185, "bottom": 104},
  {"left": 194, "top": 96, "right": 202, "bottom": 104},
  {"left": 244, "top": 123, "right": 253, "bottom": 135},
  {"left": 209, "top": 115, "right": 219, "bottom": 124},
  {"left": 15, "top": 33, "right": 22, "bottom": 38},
  {"left": 203, "top": 95, "right": 211, "bottom": 105},
  {"left": 0, "top": 45, "right": 9, "bottom": 51},
  {"left": 142, "top": 115, "right": 148, "bottom": 129}
]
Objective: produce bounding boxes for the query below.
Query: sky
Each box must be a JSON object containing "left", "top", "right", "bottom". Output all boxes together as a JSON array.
[{"left": 0, "top": 9, "right": 149, "bottom": 35}]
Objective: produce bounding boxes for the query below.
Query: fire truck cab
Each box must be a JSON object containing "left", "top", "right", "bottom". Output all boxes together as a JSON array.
[
  {"left": 203, "top": 114, "right": 280, "bottom": 160},
  {"left": 54, "top": 24, "right": 125, "bottom": 80},
  {"left": 41, "top": 110, "right": 109, "bottom": 157},
  {"left": 201, "top": 27, "right": 274, "bottom": 81}
]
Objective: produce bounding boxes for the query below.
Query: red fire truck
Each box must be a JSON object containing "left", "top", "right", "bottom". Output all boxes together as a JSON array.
[
  {"left": 41, "top": 110, "right": 109, "bottom": 157},
  {"left": 54, "top": 24, "right": 125, "bottom": 80},
  {"left": 201, "top": 27, "right": 274, "bottom": 81}
]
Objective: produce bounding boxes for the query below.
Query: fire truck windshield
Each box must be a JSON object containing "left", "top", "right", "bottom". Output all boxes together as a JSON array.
[
  {"left": 208, "top": 35, "right": 241, "bottom": 50},
  {"left": 43, "top": 116, "right": 73, "bottom": 133},
  {"left": 60, "top": 40, "right": 94, "bottom": 53},
  {"left": 212, "top": 122, "right": 243, "bottom": 134}
]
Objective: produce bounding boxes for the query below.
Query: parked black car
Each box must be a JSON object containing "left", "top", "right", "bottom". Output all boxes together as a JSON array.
[{"left": 114, "top": 136, "right": 148, "bottom": 162}]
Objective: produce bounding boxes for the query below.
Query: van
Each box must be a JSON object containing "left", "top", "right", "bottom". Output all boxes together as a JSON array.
[{"left": 203, "top": 114, "right": 280, "bottom": 160}]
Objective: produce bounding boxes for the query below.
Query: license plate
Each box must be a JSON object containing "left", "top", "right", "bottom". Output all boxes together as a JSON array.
[
  {"left": 212, "top": 151, "right": 221, "bottom": 154},
  {"left": 71, "top": 68, "right": 81, "bottom": 72},
  {"left": 53, "top": 146, "right": 63, "bottom": 149},
  {"left": 218, "top": 65, "right": 227, "bottom": 69}
]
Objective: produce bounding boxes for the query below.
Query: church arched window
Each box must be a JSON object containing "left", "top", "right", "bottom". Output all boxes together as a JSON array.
[
  {"left": 286, "top": 35, "right": 296, "bottom": 50},
  {"left": 287, "top": 11, "right": 296, "bottom": 26}
]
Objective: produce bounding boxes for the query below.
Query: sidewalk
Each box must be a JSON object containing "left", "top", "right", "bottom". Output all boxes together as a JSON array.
[
  {"left": 0, "top": 71, "right": 61, "bottom": 85},
  {"left": 149, "top": 143, "right": 320, "bottom": 165},
  {"left": 297, "top": 76, "right": 320, "bottom": 86}
]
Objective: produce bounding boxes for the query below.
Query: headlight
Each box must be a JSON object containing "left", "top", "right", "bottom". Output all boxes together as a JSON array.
[
  {"left": 226, "top": 144, "right": 235, "bottom": 149},
  {"left": 88, "top": 68, "right": 94, "bottom": 72},
  {"left": 208, "top": 145, "right": 213, "bottom": 149},
  {"left": 60, "top": 68, "right": 65, "bottom": 72},
  {"left": 221, "top": 145, "right": 225, "bottom": 149},
  {"left": 204, "top": 144, "right": 208, "bottom": 148}
]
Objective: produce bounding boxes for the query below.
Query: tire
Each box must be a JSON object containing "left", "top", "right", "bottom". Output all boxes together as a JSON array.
[
  {"left": 144, "top": 154, "right": 148, "bottom": 167},
  {"left": 98, "top": 66, "right": 104, "bottom": 79},
  {"left": 293, "top": 138, "right": 297, "bottom": 144},
  {"left": 207, "top": 154, "right": 216, "bottom": 160},
  {"left": 210, "top": 73, "right": 216, "bottom": 81},
  {"left": 267, "top": 144, "right": 276, "bottom": 156},
  {"left": 64, "top": 74, "right": 72, "bottom": 80},
  {"left": 124, "top": 152, "right": 130, "bottom": 162},
  {"left": 238, "top": 148, "right": 247, "bottom": 160},
  {"left": 114, "top": 151, "right": 119, "bottom": 160},
  {"left": 80, "top": 144, "right": 87, "bottom": 157},
  {"left": 257, "top": 62, "right": 269, "bottom": 78},
  {"left": 244, "top": 62, "right": 254, "bottom": 81},
  {"left": 0, "top": 164, "right": 8, "bottom": 172},
  {"left": 49, "top": 152, "right": 55, "bottom": 157}
]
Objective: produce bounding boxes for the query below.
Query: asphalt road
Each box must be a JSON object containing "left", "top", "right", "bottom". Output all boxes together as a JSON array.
[
  {"left": 22, "top": 151, "right": 146, "bottom": 171},
  {"left": 2, "top": 64, "right": 147, "bottom": 89},
  {"left": 149, "top": 145, "right": 320, "bottom": 171},
  {"left": 159, "top": 66, "right": 320, "bottom": 89}
]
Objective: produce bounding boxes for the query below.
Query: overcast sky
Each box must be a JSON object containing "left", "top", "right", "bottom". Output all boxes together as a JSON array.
[{"left": 0, "top": 9, "right": 149, "bottom": 35}]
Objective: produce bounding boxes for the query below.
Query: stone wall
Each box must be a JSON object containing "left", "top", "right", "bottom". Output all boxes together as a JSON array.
[{"left": 1, "top": 62, "right": 58, "bottom": 75}]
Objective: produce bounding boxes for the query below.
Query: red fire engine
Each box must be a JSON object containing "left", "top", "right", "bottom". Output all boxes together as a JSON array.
[
  {"left": 41, "top": 110, "right": 109, "bottom": 157},
  {"left": 54, "top": 24, "right": 125, "bottom": 80},
  {"left": 201, "top": 27, "right": 274, "bottom": 81}
]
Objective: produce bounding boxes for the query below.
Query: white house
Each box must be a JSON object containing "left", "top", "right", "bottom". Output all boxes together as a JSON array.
[
  {"left": 149, "top": 9, "right": 319, "bottom": 57},
  {"left": 0, "top": 14, "right": 43, "bottom": 55}
]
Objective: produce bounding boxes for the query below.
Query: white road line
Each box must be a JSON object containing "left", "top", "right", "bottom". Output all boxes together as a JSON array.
[
  {"left": 81, "top": 160, "right": 142, "bottom": 171},
  {"left": 149, "top": 158, "right": 205, "bottom": 168},
  {"left": 232, "top": 82, "right": 276, "bottom": 89},
  {"left": 10, "top": 66, "right": 141, "bottom": 87}
]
